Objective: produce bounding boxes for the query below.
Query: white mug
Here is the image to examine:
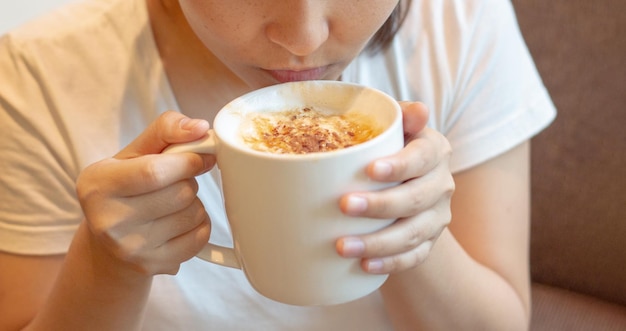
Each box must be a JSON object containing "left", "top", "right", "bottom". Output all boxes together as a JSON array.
[{"left": 164, "top": 81, "right": 403, "bottom": 306}]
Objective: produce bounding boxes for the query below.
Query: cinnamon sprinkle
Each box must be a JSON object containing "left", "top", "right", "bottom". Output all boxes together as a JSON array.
[{"left": 241, "top": 107, "right": 381, "bottom": 154}]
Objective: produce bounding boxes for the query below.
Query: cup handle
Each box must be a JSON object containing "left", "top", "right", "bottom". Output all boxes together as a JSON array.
[
  {"left": 162, "top": 130, "right": 218, "bottom": 155},
  {"left": 162, "top": 130, "right": 242, "bottom": 269}
]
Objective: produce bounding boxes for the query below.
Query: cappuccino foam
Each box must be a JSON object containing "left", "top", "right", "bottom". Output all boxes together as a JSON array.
[{"left": 239, "top": 107, "right": 382, "bottom": 154}]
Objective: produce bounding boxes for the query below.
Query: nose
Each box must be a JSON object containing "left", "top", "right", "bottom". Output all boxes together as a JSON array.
[{"left": 265, "top": 2, "right": 329, "bottom": 57}]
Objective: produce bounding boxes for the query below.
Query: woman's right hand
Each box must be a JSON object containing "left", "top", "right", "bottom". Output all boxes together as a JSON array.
[{"left": 76, "top": 111, "right": 215, "bottom": 276}]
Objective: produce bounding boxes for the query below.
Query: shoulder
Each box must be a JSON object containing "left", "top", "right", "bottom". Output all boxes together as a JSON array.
[
  {"left": 0, "top": 0, "right": 160, "bottom": 169},
  {"left": 0, "top": 0, "right": 152, "bottom": 98},
  {"left": 406, "top": 0, "right": 516, "bottom": 20},
  {"left": 401, "top": 0, "right": 519, "bottom": 45},
  {"left": 387, "top": 0, "right": 556, "bottom": 173}
]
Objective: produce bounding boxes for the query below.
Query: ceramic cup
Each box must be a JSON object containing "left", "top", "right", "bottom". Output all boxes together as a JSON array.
[{"left": 164, "top": 81, "right": 403, "bottom": 306}]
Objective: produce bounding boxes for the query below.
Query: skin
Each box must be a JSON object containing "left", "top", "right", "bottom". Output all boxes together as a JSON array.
[{"left": 0, "top": 0, "right": 531, "bottom": 330}]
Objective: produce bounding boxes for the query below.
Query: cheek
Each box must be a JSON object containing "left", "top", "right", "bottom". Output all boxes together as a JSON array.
[
  {"left": 367, "top": 1, "right": 401, "bottom": 31},
  {"left": 335, "top": 1, "right": 399, "bottom": 42},
  {"left": 178, "top": 1, "right": 250, "bottom": 47}
]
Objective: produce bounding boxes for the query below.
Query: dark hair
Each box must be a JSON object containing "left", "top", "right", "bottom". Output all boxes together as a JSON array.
[{"left": 366, "top": 0, "right": 412, "bottom": 54}]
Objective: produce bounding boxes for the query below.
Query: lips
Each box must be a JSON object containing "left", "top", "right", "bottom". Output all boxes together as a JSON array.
[{"left": 266, "top": 66, "right": 328, "bottom": 83}]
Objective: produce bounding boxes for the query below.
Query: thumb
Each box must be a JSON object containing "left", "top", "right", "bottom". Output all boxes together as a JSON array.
[
  {"left": 116, "top": 111, "right": 211, "bottom": 159},
  {"left": 399, "top": 101, "right": 429, "bottom": 140}
]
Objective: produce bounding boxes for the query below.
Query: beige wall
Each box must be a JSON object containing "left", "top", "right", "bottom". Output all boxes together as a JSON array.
[{"left": 0, "top": 0, "right": 75, "bottom": 33}]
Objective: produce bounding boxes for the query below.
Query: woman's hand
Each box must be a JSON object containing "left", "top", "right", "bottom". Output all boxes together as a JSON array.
[
  {"left": 76, "top": 111, "right": 215, "bottom": 276},
  {"left": 336, "top": 102, "right": 455, "bottom": 274}
]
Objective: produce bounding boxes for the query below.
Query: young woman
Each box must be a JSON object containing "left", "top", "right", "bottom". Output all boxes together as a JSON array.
[{"left": 0, "top": 0, "right": 555, "bottom": 330}]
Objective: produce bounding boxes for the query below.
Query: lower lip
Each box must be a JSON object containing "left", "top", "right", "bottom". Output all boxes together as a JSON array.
[{"left": 266, "top": 67, "right": 327, "bottom": 83}]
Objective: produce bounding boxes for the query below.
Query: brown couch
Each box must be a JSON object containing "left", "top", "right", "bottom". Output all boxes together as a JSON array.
[{"left": 510, "top": 0, "right": 626, "bottom": 329}]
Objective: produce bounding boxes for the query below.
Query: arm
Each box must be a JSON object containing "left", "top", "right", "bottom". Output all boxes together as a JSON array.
[
  {"left": 0, "top": 253, "right": 63, "bottom": 330},
  {"left": 21, "top": 223, "right": 154, "bottom": 331},
  {"left": 381, "top": 141, "right": 530, "bottom": 330},
  {"left": 0, "top": 220, "right": 154, "bottom": 331}
]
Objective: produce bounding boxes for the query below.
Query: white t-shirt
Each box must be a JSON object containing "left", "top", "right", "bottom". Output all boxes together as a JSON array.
[{"left": 0, "top": 0, "right": 556, "bottom": 329}]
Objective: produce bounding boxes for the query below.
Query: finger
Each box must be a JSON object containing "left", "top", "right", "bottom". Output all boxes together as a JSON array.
[
  {"left": 341, "top": 165, "right": 454, "bottom": 219},
  {"left": 362, "top": 204, "right": 449, "bottom": 258},
  {"left": 337, "top": 204, "right": 451, "bottom": 273},
  {"left": 116, "top": 217, "right": 212, "bottom": 276},
  {"left": 99, "top": 178, "right": 200, "bottom": 226},
  {"left": 337, "top": 209, "right": 439, "bottom": 259},
  {"left": 116, "top": 111, "right": 210, "bottom": 159},
  {"left": 83, "top": 176, "right": 198, "bottom": 232},
  {"left": 82, "top": 152, "right": 214, "bottom": 197},
  {"left": 366, "top": 127, "right": 451, "bottom": 182},
  {"left": 149, "top": 220, "right": 212, "bottom": 275},
  {"left": 361, "top": 239, "right": 434, "bottom": 274},
  {"left": 146, "top": 198, "right": 210, "bottom": 246},
  {"left": 399, "top": 101, "right": 429, "bottom": 140}
]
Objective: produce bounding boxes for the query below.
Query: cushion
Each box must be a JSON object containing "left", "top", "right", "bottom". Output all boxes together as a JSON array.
[
  {"left": 531, "top": 283, "right": 626, "bottom": 331},
  {"left": 512, "top": 0, "right": 626, "bottom": 305}
]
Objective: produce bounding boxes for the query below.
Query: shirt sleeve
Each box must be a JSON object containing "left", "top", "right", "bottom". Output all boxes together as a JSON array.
[
  {"left": 432, "top": 0, "right": 557, "bottom": 173},
  {"left": 0, "top": 34, "right": 83, "bottom": 255}
]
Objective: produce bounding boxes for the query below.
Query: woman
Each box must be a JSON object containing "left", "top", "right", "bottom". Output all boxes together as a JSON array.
[{"left": 0, "top": 0, "right": 555, "bottom": 329}]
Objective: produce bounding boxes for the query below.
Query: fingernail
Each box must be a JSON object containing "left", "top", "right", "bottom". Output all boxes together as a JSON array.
[
  {"left": 197, "top": 155, "right": 214, "bottom": 175},
  {"left": 340, "top": 237, "right": 365, "bottom": 257},
  {"left": 372, "top": 161, "right": 392, "bottom": 178},
  {"left": 180, "top": 118, "right": 207, "bottom": 131},
  {"left": 366, "top": 259, "right": 385, "bottom": 273},
  {"left": 345, "top": 195, "right": 368, "bottom": 214}
]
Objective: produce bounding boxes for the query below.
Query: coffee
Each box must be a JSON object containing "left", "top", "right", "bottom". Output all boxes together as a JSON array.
[{"left": 239, "top": 107, "right": 383, "bottom": 154}]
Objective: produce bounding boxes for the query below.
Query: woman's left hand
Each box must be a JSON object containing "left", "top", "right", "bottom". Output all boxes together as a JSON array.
[{"left": 336, "top": 102, "right": 455, "bottom": 274}]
